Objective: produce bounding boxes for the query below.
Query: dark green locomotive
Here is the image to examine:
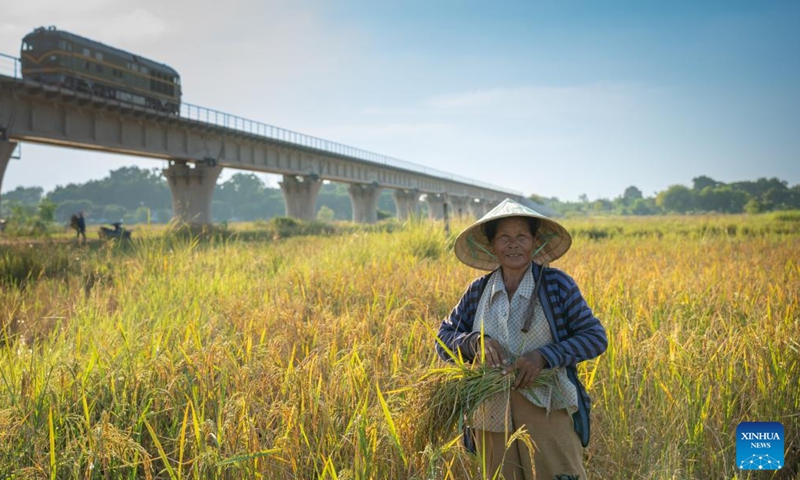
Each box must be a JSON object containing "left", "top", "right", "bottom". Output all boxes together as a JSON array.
[{"left": 21, "top": 26, "right": 181, "bottom": 114}]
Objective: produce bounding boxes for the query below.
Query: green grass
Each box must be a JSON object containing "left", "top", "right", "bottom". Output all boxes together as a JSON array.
[{"left": 0, "top": 215, "right": 798, "bottom": 479}]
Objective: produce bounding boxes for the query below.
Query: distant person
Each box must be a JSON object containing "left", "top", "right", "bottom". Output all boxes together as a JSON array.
[
  {"left": 71, "top": 211, "right": 86, "bottom": 245},
  {"left": 436, "top": 198, "right": 607, "bottom": 480}
]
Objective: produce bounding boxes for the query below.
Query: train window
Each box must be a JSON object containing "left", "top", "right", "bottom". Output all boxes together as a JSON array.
[
  {"left": 95, "top": 52, "right": 103, "bottom": 61},
  {"left": 95, "top": 64, "right": 103, "bottom": 73},
  {"left": 84, "top": 61, "right": 91, "bottom": 70},
  {"left": 58, "top": 40, "right": 66, "bottom": 49},
  {"left": 83, "top": 48, "right": 90, "bottom": 57},
  {"left": 22, "top": 41, "right": 32, "bottom": 51},
  {"left": 132, "top": 64, "right": 139, "bottom": 72},
  {"left": 141, "top": 67, "right": 149, "bottom": 75},
  {"left": 50, "top": 55, "right": 57, "bottom": 61}
]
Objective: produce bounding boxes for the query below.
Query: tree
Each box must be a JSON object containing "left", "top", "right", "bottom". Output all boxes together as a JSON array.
[
  {"left": 378, "top": 190, "right": 397, "bottom": 216},
  {"left": 55, "top": 199, "right": 97, "bottom": 223},
  {"left": 215, "top": 173, "right": 270, "bottom": 220},
  {"left": 317, "top": 205, "right": 335, "bottom": 221},
  {"left": 592, "top": 198, "right": 613, "bottom": 212},
  {"left": 787, "top": 185, "right": 800, "bottom": 210},
  {"left": 657, "top": 185, "right": 694, "bottom": 213},
  {"left": 37, "top": 200, "right": 56, "bottom": 223},
  {"left": 744, "top": 198, "right": 766, "bottom": 214},
  {"left": 102, "top": 204, "right": 127, "bottom": 223},
  {"left": 623, "top": 186, "right": 643, "bottom": 202},
  {"left": 692, "top": 176, "right": 720, "bottom": 191},
  {"left": 3, "top": 186, "right": 43, "bottom": 205},
  {"left": 763, "top": 187, "right": 790, "bottom": 210},
  {"left": 730, "top": 177, "right": 787, "bottom": 198},
  {"left": 697, "top": 186, "right": 749, "bottom": 213},
  {"left": 630, "top": 198, "right": 654, "bottom": 215},
  {"left": 617, "top": 185, "right": 644, "bottom": 210},
  {"left": 47, "top": 166, "right": 170, "bottom": 212},
  {"left": 316, "top": 183, "right": 352, "bottom": 220}
]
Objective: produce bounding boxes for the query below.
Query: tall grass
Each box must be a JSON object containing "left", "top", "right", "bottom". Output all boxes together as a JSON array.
[{"left": 0, "top": 216, "right": 797, "bottom": 478}]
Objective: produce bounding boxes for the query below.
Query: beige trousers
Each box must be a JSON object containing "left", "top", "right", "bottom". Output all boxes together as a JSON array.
[{"left": 473, "top": 391, "right": 586, "bottom": 480}]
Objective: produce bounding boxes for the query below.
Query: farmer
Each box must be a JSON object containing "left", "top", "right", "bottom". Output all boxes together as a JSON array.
[
  {"left": 436, "top": 198, "right": 607, "bottom": 480},
  {"left": 72, "top": 211, "right": 86, "bottom": 245}
]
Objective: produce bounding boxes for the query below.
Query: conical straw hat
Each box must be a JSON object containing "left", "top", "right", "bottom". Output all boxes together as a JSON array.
[{"left": 454, "top": 198, "right": 572, "bottom": 270}]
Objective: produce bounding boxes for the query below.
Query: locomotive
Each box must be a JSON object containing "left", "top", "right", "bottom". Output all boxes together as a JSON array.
[{"left": 20, "top": 26, "right": 181, "bottom": 114}]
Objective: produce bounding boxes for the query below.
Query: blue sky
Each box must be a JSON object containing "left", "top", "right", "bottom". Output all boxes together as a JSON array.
[{"left": 1, "top": 0, "right": 798, "bottom": 201}]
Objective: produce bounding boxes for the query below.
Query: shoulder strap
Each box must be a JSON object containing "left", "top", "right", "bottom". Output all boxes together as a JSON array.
[
  {"left": 477, "top": 270, "right": 494, "bottom": 298},
  {"left": 521, "top": 263, "right": 547, "bottom": 333}
]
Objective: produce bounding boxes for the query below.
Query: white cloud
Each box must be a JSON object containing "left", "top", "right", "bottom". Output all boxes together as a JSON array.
[
  {"left": 2, "top": 0, "right": 115, "bottom": 18},
  {"left": 349, "top": 82, "right": 664, "bottom": 155},
  {"left": 365, "top": 83, "right": 662, "bottom": 122},
  {"left": 93, "top": 9, "right": 170, "bottom": 44}
]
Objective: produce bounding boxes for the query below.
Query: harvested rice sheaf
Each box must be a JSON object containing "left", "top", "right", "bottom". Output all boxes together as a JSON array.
[{"left": 412, "top": 363, "right": 556, "bottom": 450}]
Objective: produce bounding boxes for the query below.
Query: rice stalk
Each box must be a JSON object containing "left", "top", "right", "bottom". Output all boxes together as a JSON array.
[{"left": 412, "top": 362, "right": 556, "bottom": 450}]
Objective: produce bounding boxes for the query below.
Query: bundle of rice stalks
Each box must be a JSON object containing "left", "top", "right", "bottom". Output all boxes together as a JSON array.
[{"left": 411, "top": 361, "right": 556, "bottom": 450}]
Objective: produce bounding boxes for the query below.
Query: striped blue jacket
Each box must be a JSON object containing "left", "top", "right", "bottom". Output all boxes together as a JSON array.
[{"left": 436, "top": 262, "right": 608, "bottom": 447}]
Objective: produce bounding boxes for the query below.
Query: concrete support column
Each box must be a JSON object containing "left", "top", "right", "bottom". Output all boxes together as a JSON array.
[
  {"left": 279, "top": 174, "right": 322, "bottom": 220},
  {"left": 392, "top": 189, "right": 419, "bottom": 221},
  {"left": 348, "top": 183, "right": 382, "bottom": 223},
  {"left": 469, "top": 199, "right": 490, "bottom": 219},
  {"left": 163, "top": 160, "right": 223, "bottom": 226},
  {"left": 449, "top": 195, "right": 470, "bottom": 219},
  {"left": 0, "top": 140, "right": 17, "bottom": 214},
  {"left": 426, "top": 193, "right": 447, "bottom": 220},
  {"left": 483, "top": 198, "right": 501, "bottom": 214}
]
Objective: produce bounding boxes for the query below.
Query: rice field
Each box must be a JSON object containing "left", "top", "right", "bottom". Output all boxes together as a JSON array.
[{"left": 0, "top": 213, "right": 798, "bottom": 479}]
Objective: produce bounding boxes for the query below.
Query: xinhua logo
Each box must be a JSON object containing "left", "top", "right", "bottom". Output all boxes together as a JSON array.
[{"left": 736, "top": 422, "right": 784, "bottom": 470}]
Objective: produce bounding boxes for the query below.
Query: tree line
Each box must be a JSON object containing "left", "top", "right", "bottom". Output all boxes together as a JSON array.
[
  {"left": 0, "top": 166, "right": 398, "bottom": 225},
  {"left": 1, "top": 168, "right": 798, "bottom": 225},
  {"left": 534, "top": 175, "right": 800, "bottom": 216}
]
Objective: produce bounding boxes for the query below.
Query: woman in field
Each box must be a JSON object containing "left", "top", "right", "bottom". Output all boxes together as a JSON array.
[{"left": 436, "top": 198, "right": 607, "bottom": 480}]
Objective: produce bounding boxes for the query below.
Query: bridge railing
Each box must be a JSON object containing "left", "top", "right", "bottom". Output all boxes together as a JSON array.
[
  {"left": 181, "top": 103, "right": 520, "bottom": 195},
  {"left": 0, "top": 53, "right": 20, "bottom": 79},
  {"left": 0, "top": 52, "right": 519, "bottom": 196}
]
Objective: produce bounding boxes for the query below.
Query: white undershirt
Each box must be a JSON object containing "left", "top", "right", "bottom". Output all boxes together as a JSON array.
[{"left": 470, "top": 268, "right": 578, "bottom": 432}]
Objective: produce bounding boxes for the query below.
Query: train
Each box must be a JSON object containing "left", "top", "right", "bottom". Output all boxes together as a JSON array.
[{"left": 20, "top": 26, "right": 181, "bottom": 114}]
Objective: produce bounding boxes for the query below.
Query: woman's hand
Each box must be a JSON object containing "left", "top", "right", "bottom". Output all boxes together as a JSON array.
[
  {"left": 474, "top": 337, "right": 508, "bottom": 368},
  {"left": 504, "top": 350, "right": 546, "bottom": 390}
]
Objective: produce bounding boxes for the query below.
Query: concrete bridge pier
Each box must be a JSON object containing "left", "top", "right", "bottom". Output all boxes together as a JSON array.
[
  {"left": 392, "top": 189, "right": 419, "bottom": 221},
  {"left": 470, "top": 199, "right": 490, "bottom": 218},
  {"left": 349, "top": 183, "right": 382, "bottom": 223},
  {"left": 163, "top": 160, "right": 223, "bottom": 225},
  {"left": 449, "top": 195, "right": 470, "bottom": 219},
  {"left": 425, "top": 193, "right": 447, "bottom": 220},
  {"left": 279, "top": 174, "right": 322, "bottom": 220},
  {"left": 0, "top": 140, "right": 17, "bottom": 211}
]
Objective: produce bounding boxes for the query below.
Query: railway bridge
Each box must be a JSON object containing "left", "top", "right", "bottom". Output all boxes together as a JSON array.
[{"left": 0, "top": 53, "right": 523, "bottom": 225}]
